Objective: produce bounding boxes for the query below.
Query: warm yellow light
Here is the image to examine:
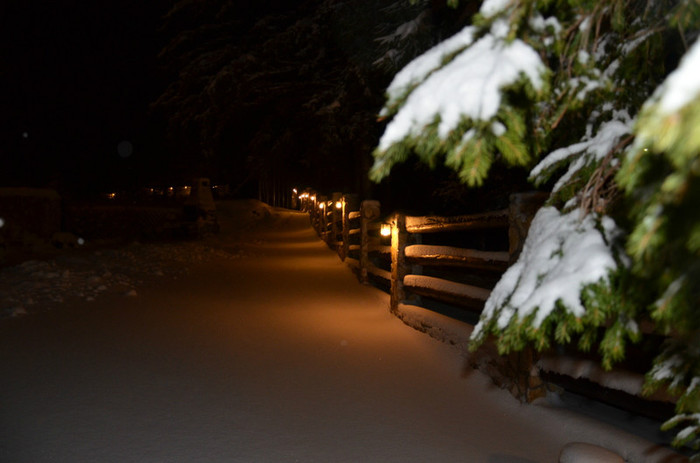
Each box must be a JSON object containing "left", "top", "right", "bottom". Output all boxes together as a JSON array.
[
  {"left": 311, "top": 195, "right": 316, "bottom": 201},
  {"left": 380, "top": 223, "right": 391, "bottom": 237},
  {"left": 319, "top": 202, "right": 325, "bottom": 209},
  {"left": 292, "top": 188, "right": 298, "bottom": 194},
  {"left": 335, "top": 201, "right": 342, "bottom": 210}
]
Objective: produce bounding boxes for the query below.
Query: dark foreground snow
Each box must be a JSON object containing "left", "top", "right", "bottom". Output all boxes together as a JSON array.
[{"left": 0, "top": 200, "right": 688, "bottom": 462}]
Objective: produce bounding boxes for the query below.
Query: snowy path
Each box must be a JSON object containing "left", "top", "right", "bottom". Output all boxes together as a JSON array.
[{"left": 0, "top": 202, "right": 687, "bottom": 462}]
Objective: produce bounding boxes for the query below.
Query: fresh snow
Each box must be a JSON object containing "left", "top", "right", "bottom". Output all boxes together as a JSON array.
[
  {"left": 405, "top": 244, "right": 509, "bottom": 263},
  {"left": 378, "top": 31, "right": 544, "bottom": 150},
  {"left": 652, "top": 37, "right": 700, "bottom": 114},
  {"left": 0, "top": 200, "right": 687, "bottom": 462},
  {"left": 559, "top": 442, "right": 625, "bottom": 463},
  {"left": 479, "top": 0, "right": 512, "bottom": 18},
  {"left": 403, "top": 274, "right": 492, "bottom": 301},
  {"left": 538, "top": 355, "right": 645, "bottom": 397},
  {"left": 383, "top": 25, "right": 476, "bottom": 105},
  {"left": 475, "top": 207, "right": 618, "bottom": 333},
  {"left": 0, "top": 243, "right": 238, "bottom": 317},
  {"left": 530, "top": 111, "right": 633, "bottom": 191}
]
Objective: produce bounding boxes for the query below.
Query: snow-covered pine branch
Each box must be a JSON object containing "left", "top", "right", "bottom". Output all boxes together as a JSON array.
[
  {"left": 373, "top": 0, "right": 699, "bottom": 454},
  {"left": 371, "top": 11, "right": 547, "bottom": 186}
]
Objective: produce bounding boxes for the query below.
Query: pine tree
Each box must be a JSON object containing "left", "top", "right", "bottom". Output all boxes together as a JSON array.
[{"left": 373, "top": 0, "right": 700, "bottom": 454}]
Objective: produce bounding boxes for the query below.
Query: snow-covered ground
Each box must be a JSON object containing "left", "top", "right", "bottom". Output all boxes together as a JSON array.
[{"left": 0, "top": 200, "right": 688, "bottom": 462}]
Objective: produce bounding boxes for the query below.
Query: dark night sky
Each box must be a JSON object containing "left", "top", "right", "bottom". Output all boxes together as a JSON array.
[
  {"left": 0, "top": 0, "right": 497, "bottom": 212},
  {"left": 1, "top": 0, "right": 174, "bottom": 192},
  {"left": 0, "top": 0, "right": 376, "bottom": 196}
]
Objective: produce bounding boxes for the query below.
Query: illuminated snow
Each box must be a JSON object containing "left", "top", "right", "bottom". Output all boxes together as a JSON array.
[
  {"left": 476, "top": 206, "right": 618, "bottom": 331},
  {"left": 530, "top": 111, "right": 633, "bottom": 191},
  {"left": 383, "top": 25, "right": 476, "bottom": 105},
  {"left": 479, "top": 0, "right": 512, "bottom": 18},
  {"left": 653, "top": 36, "right": 700, "bottom": 114},
  {"left": 0, "top": 201, "right": 684, "bottom": 462},
  {"left": 379, "top": 31, "right": 544, "bottom": 150}
]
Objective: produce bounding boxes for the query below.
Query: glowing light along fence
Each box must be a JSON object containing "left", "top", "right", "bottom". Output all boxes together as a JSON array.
[{"left": 297, "top": 189, "right": 547, "bottom": 314}]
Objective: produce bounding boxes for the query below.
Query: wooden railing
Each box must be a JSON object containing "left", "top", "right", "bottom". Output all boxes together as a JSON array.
[
  {"left": 293, "top": 188, "right": 678, "bottom": 414},
  {"left": 298, "top": 189, "right": 547, "bottom": 315}
]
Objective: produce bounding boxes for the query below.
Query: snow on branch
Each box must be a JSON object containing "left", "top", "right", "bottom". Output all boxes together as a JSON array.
[
  {"left": 473, "top": 207, "right": 619, "bottom": 338},
  {"left": 530, "top": 110, "right": 633, "bottom": 192},
  {"left": 378, "top": 31, "right": 545, "bottom": 151},
  {"left": 654, "top": 37, "right": 700, "bottom": 115},
  {"left": 375, "top": 11, "right": 429, "bottom": 46},
  {"left": 382, "top": 25, "right": 476, "bottom": 106}
]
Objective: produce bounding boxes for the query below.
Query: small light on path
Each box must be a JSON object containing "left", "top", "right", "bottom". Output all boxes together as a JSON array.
[{"left": 380, "top": 223, "right": 391, "bottom": 237}]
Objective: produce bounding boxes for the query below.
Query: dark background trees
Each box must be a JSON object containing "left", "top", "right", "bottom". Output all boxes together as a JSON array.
[{"left": 2, "top": 0, "right": 496, "bottom": 212}]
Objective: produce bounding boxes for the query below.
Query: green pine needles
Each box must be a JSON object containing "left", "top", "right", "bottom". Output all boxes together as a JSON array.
[{"left": 374, "top": 0, "right": 700, "bottom": 455}]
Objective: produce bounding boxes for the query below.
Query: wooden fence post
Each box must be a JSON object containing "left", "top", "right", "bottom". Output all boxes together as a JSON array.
[
  {"left": 508, "top": 192, "right": 549, "bottom": 264},
  {"left": 309, "top": 191, "right": 319, "bottom": 229},
  {"left": 317, "top": 195, "right": 328, "bottom": 238},
  {"left": 359, "top": 200, "right": 381, "bottom": 284},
  {"left": 390, "top": 213, "right": 408, "bottom": 313},
  {"left": 341, "top": 194, "right": 359, "bottom": 261},
  {"left": 506, "top": 191, "right": 549, "bottom": 402},
  {"left": 331, "top": 192, "right": 342, "bottom": 247}
]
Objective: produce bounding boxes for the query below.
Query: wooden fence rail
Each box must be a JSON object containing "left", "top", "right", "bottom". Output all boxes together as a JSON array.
[
  {"left": 291, "top": 188, "right": 678, "bottom": 413},
  {"left": 297, "top": 189, "right": 547, "bottom": 316}
]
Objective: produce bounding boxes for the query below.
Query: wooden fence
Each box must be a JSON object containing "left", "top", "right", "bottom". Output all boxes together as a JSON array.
[
  {"left": 294, "top": 189, "right": 678, "bottom": 415},
  {"left": 298, "top": 189, "right": 547, "bottom": 316}
]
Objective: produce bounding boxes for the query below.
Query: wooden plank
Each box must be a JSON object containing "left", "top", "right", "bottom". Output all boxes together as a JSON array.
[
  {"left": 367, "top": 264, "right": 391, "bottom": 281},
  {"left": 403, "top": 275, "right": 490, "bottom": 309},
  {"left": 348, "top": 211, "right": 361, "bottom": 220},
  {"left": 368, "top": 244, "right": 391, "bottom": 255},
  {"left": 405, "top": 209, "right": 509, "bottom": 234},
  {"left": 405, "top": 245, "right": 509, "bottom": 271}
]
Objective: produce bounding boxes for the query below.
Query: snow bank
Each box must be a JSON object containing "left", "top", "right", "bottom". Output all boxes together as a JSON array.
[
  {"left": 538, "top": 355, "right": 645, "bottom": 397},
  {"left": 0, "top": 242, "right": 240, "bottom": 318},
  {"left": 395, "top": 302, "right": 474, "bottom": 353},
  {"left": 0, "top": 199, "right": 276, "bottom": 318},
  {"left": 558, "top": 442, "right": 625, "bottom": 463}
]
